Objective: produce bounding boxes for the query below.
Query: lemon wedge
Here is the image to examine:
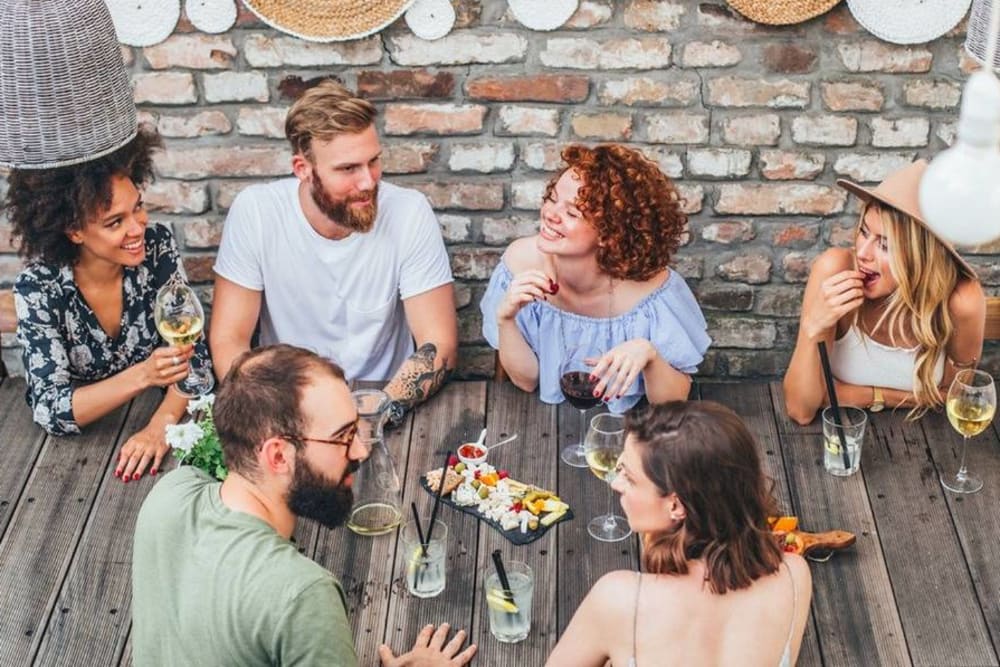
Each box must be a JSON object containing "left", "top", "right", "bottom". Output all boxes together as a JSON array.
[
  {"left": 407, "top": 545, "right": 425, "bottom": 575},
  {"left": 486, "top": 590, "right": 519, "bottom": 614}
]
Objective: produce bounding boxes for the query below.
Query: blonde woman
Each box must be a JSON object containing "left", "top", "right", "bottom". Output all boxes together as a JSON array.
[{"left": 783, "top": 160, "right": 985, "bottom": 424}]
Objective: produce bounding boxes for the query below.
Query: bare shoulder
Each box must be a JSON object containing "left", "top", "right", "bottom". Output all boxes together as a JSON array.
[
  {"left": 502, "top": 236, "right": 544, "bottom": 274},
  {"left": 782, "top": 554, "right": 812, "bottom": 597},
  {"left": 588, "top": 570, "right": 640, "bottom": 616},
  {"left": 809, "top": 247, "right": 854, "bottom": 281},
  {"left": 948, "top": 277, "right": 986, "bottom": 323}
]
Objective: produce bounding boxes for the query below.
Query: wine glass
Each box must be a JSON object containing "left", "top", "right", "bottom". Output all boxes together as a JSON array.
[
  {"left": 942, "top": 368, "right": 996, "bottom": 494},
  {"left": 154, "top": 280, "right": 214, "bottom": 397},
  {"left": 584, "top": 413, "right": 631, "bottom": 542},
  {"left": 559, "top": 344, "right": 602, "bottom": 467}
]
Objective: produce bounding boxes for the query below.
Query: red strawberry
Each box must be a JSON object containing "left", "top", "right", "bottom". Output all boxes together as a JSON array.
[
  {"left": 448, "top": 454, "right": 459, "bottom": 467},
  {"left": 498, "top": 470, "right": 509, "bottom": 480}
]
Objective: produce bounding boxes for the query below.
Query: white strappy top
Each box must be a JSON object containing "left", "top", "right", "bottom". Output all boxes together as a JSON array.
[
  {"left": 626, "top": 563, "right": 797, "bottom": 667},
  {"left": 830, "top": 326, "right": 944, "bottom": 392}
]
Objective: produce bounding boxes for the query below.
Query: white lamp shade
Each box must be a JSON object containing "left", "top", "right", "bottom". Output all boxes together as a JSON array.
[{"left": 918, "top": 70, "right": 1000, "bottom": 248}]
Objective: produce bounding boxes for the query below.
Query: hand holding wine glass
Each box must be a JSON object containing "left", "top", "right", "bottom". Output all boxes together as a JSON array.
[
  {"left": 154, "top": 280, "right": 214, "bottom": 397},
  {"left": 942, "top": 368, "right": 996, "bottom": 494},
  {"left": 559, "top": 344, "right": 602, "bottom": 467}
]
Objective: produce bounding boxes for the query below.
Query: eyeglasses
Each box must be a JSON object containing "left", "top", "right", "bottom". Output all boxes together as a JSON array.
[{"left": 283, "top": 420, "right": 359, "bottom": 449}]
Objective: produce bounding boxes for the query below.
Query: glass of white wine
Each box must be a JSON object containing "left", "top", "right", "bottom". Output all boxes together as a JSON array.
[
  {"left": 154, "top": 280, "right": 214, "bottom": 397},
  {"left": 584, "top": 413, "right": 631, "bottom": 542},
  {"left": 942, "top": 368, "right": 996, "bottom": 494}
]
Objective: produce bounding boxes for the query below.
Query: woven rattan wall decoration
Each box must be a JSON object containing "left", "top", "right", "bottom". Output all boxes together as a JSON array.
[
  {"left": 240, "top": 0, "right": 415, "bottom": 42},
  {"left": 106, "top": 0, "right": 182, "bottom": 47}
]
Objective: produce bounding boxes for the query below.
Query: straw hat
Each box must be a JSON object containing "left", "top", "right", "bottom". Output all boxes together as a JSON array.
[
  {"left": 0, "top": 0, "right": 136, "bottom": 169},
  {"left": 846, "top": 0, "right": 972, "bottom": 45},
  {"left": 965, "top": 0, "right": 1000, "bottom": 69},
  {"left": 837, "top": 160, "right": 976, "bottom": 279},
  {"left": 726, "top": 0, "right": 842, "bottom": 25},
  {"left": 240, "top": 0, "right": 415, "bottom": 42}
]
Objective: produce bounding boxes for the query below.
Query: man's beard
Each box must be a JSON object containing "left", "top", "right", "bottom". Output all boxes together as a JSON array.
[
  {"left": 310, "top": 172, "right": 378, "bottom": 233},
  {"left": 286, "top": 454, "right": 359, "bottom": 530}
]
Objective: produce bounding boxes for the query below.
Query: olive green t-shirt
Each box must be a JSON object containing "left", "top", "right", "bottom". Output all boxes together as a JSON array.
[{"left": 131, "top": 467, "right": 357, "bottom": 666}]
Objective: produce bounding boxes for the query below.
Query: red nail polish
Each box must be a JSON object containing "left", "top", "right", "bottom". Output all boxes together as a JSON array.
[
  {"left": 133, "top": 473, "right": 140, "bottom": 481},
  {"left": 550, "top": 282, "right": 559, "bottom": 295},
  {"left": 123, "top": 476, "right": 129, "bottom": 484},
  {"left": 150, "top": 468, "right": 158, "bottom": 476},
  {"left": 113, "top": 470, "right": 120, "bottom": 478},
  {"left": 592, "top": 389, "right": 600, "bottom": 398}
]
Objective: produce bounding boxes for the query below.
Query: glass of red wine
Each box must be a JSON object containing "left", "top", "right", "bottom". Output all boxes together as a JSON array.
[{"left": 559, "top": 344, "right": 602, "bottom": 467}]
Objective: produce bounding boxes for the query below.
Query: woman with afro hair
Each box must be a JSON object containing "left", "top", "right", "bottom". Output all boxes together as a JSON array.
[
  {"left": 480, "top": 144, "right": 710, "bottom": 413},
  {"left": 7, "top": 126, "right": 212, "bottom": 482}
]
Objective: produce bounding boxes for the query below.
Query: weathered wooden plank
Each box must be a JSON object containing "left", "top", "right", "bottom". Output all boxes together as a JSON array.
[
  {"left": 702, "top": 383, "right": 823, "bottom": 667},
  {"left": 555, "top": 401, "right": 638, "bottom": 637},
  {"left": 34, "top": 390, "right": 162, "bottom": 666},
  {"left": 770, "top": 385, "right": 910, "bottom": 667},
  {"left": 312, "top": 382, "right": 417, "bottom": 665},
  {"left": 0, "top": 401, "right": 129, "bottom": 665},
  {"left": 0, "top": 378, "right": 47, "bottom": 541},
  {"left": 373, "top": 382, "right": 486, "bottom": 662},
  {"left": 860, "top": 411, "right": 995, "bottom": 666},
  {"left": 470, "top": 382, "right": 559, "bottom": 665},
  {"left": 921, "top": 415, "right": 1000, "bottom": 656}
]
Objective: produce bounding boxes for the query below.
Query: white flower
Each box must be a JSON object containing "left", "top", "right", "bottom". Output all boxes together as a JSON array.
[
  {"left": 186, "top": 393, "right": 215, "bottom": 416},
  {"left": 166, "top": 422, "right": 204, "bottom": 452}
]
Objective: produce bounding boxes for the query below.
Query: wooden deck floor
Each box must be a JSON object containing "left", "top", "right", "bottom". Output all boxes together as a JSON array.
[{"left": 1, "top": 376, "right": 998, "bottom": 666}]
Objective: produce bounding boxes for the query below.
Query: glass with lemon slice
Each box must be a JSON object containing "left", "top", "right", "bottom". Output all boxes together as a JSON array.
[
  {"left": 400, "top": 518, "right": 448, "bottom": 598},
  {"left": 484, "top": 561, "right": 533, "bottom": 643}
]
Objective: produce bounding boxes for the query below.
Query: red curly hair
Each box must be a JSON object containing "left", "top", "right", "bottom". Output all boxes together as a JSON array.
[{"left": 544, "top": 144, "right": 687, "bottom": 281}]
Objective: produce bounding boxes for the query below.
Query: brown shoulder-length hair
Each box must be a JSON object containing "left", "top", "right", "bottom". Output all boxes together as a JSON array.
[
  {"left": 625, "top": 401, "right": 783, "bottom": 594},
  {"left": 214, "top": 344, "right": 346, "bottom": 476},
  {"left": 544, "top": 144, "right": 687, "bottom": 281}
]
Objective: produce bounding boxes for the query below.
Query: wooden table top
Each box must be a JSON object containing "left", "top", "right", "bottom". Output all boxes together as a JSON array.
[{"left": 0, "top": 376, "right": 998, "bottom": 666}]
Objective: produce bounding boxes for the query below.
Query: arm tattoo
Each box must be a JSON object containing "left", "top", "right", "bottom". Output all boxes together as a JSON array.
[{"left": 384, "top": 343, "right": 453, "bottom": 417}]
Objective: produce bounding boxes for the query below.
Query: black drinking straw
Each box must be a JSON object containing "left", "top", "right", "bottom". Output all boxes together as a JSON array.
[
  {"left": 410, "top": 501, "right": 428, "bottom": 557},
  {"left": 817, "top": 341, "right": 853, "bottom": 470},
  {"left": 424, "top": 450, "right": 452, "bottom": 549},
  {"left": 491, "top": 549, "right": 516, "bottom": 604}
]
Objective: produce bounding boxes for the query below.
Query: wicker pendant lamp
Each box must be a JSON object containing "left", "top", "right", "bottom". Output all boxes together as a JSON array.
[{"left": 0, "top": 0, "right": 137, "bottom": 169}]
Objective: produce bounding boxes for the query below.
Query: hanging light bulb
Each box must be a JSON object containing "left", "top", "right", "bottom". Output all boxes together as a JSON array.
[{"left": 918, "top": 0, "right": 1000, "bottom": 248}]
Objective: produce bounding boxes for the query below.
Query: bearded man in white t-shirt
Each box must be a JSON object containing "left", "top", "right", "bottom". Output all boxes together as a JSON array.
[{"left": 210, "top": 80, "right": 457, "bottom": 424}]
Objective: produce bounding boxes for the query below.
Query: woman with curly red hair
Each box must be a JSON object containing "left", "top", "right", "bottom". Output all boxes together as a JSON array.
[
  {"left": 546, "top": 401, "right": 812, "bottom": 666},
  {"left": 480, "top": 144, "right": 710, "bottom": 412}
]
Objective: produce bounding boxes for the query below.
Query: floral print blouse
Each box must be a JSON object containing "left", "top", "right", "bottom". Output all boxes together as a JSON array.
[{"left": 13, "top": 223, "right": 212, "bottom": 435}]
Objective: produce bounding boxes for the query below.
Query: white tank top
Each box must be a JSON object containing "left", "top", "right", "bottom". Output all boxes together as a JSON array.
[{"left": 830, "top": 326, "right": 944, "bottom": 392}]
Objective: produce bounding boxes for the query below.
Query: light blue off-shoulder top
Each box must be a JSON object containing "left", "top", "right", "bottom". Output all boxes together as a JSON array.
[{"left": 480, "top": 261, "right": 711, "bottom": 413}]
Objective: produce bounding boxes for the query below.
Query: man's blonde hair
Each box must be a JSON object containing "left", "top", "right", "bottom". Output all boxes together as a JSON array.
[{"left": 285, "top": 80, "right": 376, "bottom": 159}]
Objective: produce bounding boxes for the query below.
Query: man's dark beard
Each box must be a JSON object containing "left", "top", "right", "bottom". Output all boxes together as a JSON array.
[
  {"left": 310, "top": 171, "right": 378, "bottom": 233},
  {"left": 286, "top": 455, "right": 360, "bottom": 530}
]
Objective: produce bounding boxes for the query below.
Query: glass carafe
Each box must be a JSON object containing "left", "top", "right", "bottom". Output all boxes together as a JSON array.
[{"left": 346, "top": 389, "right": 403, "bottom": 536}]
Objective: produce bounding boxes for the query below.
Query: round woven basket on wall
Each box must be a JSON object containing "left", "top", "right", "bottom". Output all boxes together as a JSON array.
[
  {"left": 0, "top": 0, "right": 136, "bottom": 169},
  {"left": 966, "top": 0, "right": 1000, "bottom": 68},
  {"left": 727, "top": 0, "right": 841, "bottom": 25},
  {"left": 241, "top": 0, "right": 415, "bottom": 42}
]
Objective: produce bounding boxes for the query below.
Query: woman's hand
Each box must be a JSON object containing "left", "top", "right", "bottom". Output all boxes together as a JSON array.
[
  {"left": 378, "top": 623, "right": 477, "bottom": 666},
  {"left": 496, "top": 270, "right": 556, "bottom": 322},
  {"left": 138, "top": 344, "right": 195, "bottom": 389},
  {"left": 803, "top": 270, "right": 865, "bottom": 340},
  {"left": 589, "top": 339, "right": 657, "bottom": 400},
  {"left": 115, "top": 423, "right": 170, "bottom": 482}
]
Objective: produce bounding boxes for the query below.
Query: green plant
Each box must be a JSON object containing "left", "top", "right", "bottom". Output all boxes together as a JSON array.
[{"left": 165, "top": 394, "right": 228, "bottom": 481}]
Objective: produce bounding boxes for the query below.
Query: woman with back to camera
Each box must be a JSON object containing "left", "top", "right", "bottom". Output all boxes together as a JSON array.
[
  {"left": 480, "top": 144, "right": 710, "bottom": 412},
  {"left": 7, "top": 127, "right": 212, "bottom": 481},
  {"left": 783, "top": 160, "right": 985, "bottom": 423},
  {"left": 546, "top": 401, "right": 812, "bottom": 666}
]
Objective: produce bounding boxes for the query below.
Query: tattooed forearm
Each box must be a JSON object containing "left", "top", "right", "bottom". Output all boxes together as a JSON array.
[{"left": 384, "top": 343, "right": 453, "bottom": 411}]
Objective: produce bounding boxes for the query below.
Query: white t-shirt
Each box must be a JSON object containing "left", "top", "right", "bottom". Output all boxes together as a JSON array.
[{"left": 214, "top": 179, "right": 453, "bottom": 381}]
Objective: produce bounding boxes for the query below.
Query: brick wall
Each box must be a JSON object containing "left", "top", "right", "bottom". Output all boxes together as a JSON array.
[{"left": 2, "top": 0, "right": 996, "bottom": 379}]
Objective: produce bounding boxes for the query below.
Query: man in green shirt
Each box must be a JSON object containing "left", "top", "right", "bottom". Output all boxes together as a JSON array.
[{"left": 132, "top": 344, "right": 476, "bottom": 666}]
